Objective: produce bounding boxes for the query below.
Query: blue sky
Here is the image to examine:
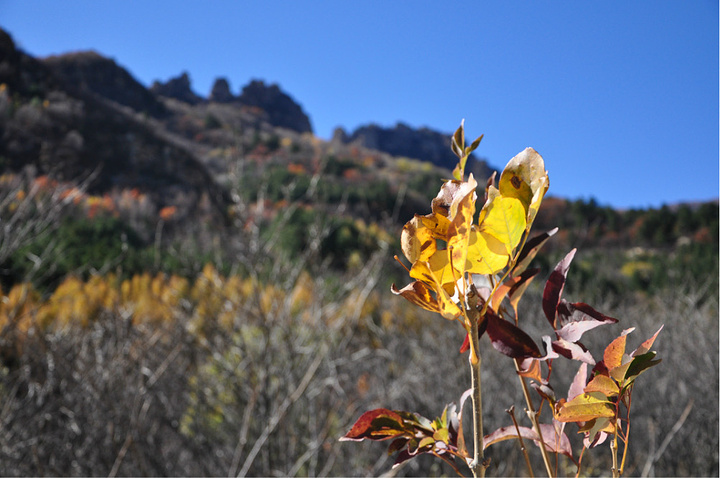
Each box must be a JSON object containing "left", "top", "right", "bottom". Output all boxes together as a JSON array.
[{"left": 2, "top": 1, "right": 718, "bottom": 209}]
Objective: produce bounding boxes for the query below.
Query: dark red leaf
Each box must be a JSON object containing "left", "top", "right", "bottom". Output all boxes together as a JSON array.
[
  {"left": 486, "top": 312, "right": 542, "bottom": 359},
  {"left": 542, "top": 249, "right": 576, "bottom": 328},
  {"left": 552, "top": 338, "right": 596, "bottom": 365},
  {"left": 513, "top": 228, "right": 558, "bottom": 277}
]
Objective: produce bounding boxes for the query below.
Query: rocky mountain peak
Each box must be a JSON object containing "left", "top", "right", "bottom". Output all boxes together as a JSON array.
[
  {"left": 237, "top": 79, "right": 312, "bottom": 134},
  {"left": 209, "top": 77, "right": 234, "bottom": 103},
  {"left": 337, "top": 122, "right": 495, "bottom": 178},
  {"left": 150, "top": 72, "right": 203, "bottom": 105}
]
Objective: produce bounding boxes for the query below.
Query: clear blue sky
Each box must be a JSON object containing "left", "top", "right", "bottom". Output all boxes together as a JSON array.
[{"left": 2, "top": 1, "right": 718, "bottom": 209}]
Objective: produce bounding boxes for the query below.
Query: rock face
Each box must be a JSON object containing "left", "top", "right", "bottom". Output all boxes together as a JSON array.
[
  {"left": 43, "top": 51, "right": 167, "bottom": 118},
  {"left": 237, "top": 80, "right": 312, "bottom": 133},
  {"left": 209, "top": 77, "right": 234, "bottom": 103},
  {"left": 150, "top": 72, "right": 203, "bottom": 105},
  {"left": 339, "top": 122, "right": 495, "bottom": 177}
]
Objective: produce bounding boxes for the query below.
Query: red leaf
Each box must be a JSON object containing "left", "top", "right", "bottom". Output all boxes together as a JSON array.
[
  {"left": 552, "top": 338, "right": 596, "bottom": 365},
  {"left": 340, "top": 409, "right": 406, "bottom": 442},
  {"left": 542, "top": 249, "right": 576, "bottom": 328},
  {"left": 555, "top": 301, "right": 618, "bottom": 342},
  {"left": 513, "top": 227, "right": 557, "bottom": 277},
  {"left": 631, "top": 324, "right": 664, "bottom": 357},
  {"left": 486, "top": 312, "right": 542, "bottom": 359}
]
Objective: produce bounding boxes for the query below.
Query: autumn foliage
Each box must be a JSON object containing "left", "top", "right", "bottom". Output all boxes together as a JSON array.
[{"left": 342, "top": 122, "right": 662, "bottom": 477}]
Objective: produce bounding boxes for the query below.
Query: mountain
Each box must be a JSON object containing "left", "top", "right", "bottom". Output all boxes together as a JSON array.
[
  {"left": 0, "top": 29, "right": 229, "bottom": 218},
  {"left": 333, "top": 122, "right": 496, "bottom": 178}
]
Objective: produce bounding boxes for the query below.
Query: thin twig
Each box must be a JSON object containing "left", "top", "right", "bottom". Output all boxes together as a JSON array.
[
  {"left": 513, "top": 358, "right": 554, "bottom": 478},
  {"left": 507, "top": 405, "right": 534, "bottom": 477}
]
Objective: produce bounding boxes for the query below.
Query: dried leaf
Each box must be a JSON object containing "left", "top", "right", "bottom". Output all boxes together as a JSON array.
[{"left": 390, "top": 281, "right": 440, "bottom": 314}]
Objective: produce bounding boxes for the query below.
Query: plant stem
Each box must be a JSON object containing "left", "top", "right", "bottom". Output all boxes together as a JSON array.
[
  {"left": 513, "top": 359, "right": 554, "bottom": 478},
  {"left": 610, "top": 432, "right": 620, "bottom": 478},
  {"left": 467, "top": 304, "right": 486, "bottom": 478},
  {"left": 507, "top": 405, "right": 534, "bottom": 477}
]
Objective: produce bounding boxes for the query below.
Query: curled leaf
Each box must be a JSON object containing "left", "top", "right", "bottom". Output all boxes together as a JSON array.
[
  {"left": 401, "top": 215, "right": 437, "bottom": 263},
  {"left": 498, "top": 147, "right": 549, "bottom": 228},
  {"left": 340, "top": 409, "right": 406, "bottom": 442},
  {"left": 390, "top": 281, "right": 440, "bottom": 314}
]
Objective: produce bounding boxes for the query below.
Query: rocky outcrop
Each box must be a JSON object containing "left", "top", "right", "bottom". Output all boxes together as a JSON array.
[
  {"left": 150, "top": 72, "right": 203, "bottom": 105},
  {"left": 43, "top": 51, "right": 167, "bottom": 118},
  {"left": 338, "top": 122, "right": 495, "bottom": 177},
  {"left": 237, "top": 80, "right": 312, "bottom": 133},
  {"left": 209, "top": 77, "right": 235, "bottom": 103}
]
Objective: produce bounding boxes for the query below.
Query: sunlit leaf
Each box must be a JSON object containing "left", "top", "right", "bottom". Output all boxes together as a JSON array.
[
  {"left": 466, "top": 227, "right": 510, "bottom": 275},
  {"left": 517, "top": 357, "right": 544, "bottom": 383},
  {"left": 420, "top": 212, "right": 451, "bottom": 239},
  {"left": 498, "top": 147, "right": 549, "bottom": 228},
  {"left": 478, "top": 193, "right": 526, "bottom": 255},
  {"left": 390, "top": 281, "right": 440, "bottom": 314},
  {"left": 584, "top": 374, "right": 620, "bottom": 398},
  {"left": 568, "top": 362, "right": 588, "bottom": 402},
  {"left": 490, "top": 268, "right": 539, "bottom": 317},
  {"left": 401, "top": 215, "right": 437, "bottom": 263},
  {"left": 340, "top": 408, "right": 406, "bottom": 442},
  {"left": 542, "top": 249, "right": 577, "bottom": 327},
  {"left": 446, "top": 188, "right": 476, "bottom": 277},
  {"left": 631, "top": 324, "right": 664, "bottom": 357},
  {"left": 431, "top": 175, "right": 477, "bottom": 220},
  {"left": 409, "top": 260, "right": 461, "bottom": 320},
  {"left": 555, "top": 393, "right": 615, "bottom": 423},
  {"left": 603, "top": 333, "right": 627, "bottom": 370}
]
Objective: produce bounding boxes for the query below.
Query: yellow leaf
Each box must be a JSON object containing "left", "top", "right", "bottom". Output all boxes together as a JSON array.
[
  {"left": 390, "top": 281, "right": 440, "bottom": 314},
  {"left": 401, "top": 215, "right": 437, "bottom": 263},
  {"left": 409, "top": 260, "right": 461, "bottom": 320},
  {"left": 446, "top": 187, "right": 476, "bottom": 277},
  {"left": 466, "top": 227, "right": 509, "bottom": 275},
  {"left": 479, "top": 195, "right": 526, "bottom": 254},
  {"left": 584, "top": 374, "right": 620, "bottom": 398},
  {"left": 420, "top": 213, "right": 451, "bottom": 240},
  {"left": 555, "top": 392, "right": 615, "bottom": 423},
  {"left": 498, "top": 148, "right": 549, "bottom": 228}
]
